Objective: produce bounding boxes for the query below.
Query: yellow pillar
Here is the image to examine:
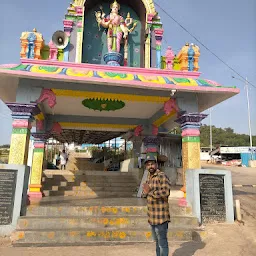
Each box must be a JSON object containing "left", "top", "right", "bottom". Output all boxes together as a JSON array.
[
  {"left": 175, "top": 113, "right": 207, "bottom": 193},
  {"left": 182, "top": 138, "right": 201, "bottom": 171},
  {"left": 7, "top": 103, "right": 40, "bottom": 165},
  {"left": 28, "top": 134, "right": 47, "bottom": 201},
  {"left": 8, "top": 120, "right": 32, "bottom": 165}
]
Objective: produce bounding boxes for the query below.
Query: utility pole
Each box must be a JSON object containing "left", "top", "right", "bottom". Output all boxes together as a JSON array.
[
  {"left": 232, "top": 76, "right": 253, "bottom": 152},
  {"left": 245, "top": 77, "right": 253, "bottom": 149},
  {"left": 210, "top": 108, "right": 213, "bottom": 152}
]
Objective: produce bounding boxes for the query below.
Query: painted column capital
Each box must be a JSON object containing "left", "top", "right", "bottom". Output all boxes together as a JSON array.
[
  {"left": 32, "top": 133, "right": 49, "bottom": 144},
  {"left": 12, "top": 119, "right": 32, "bottom": 129},
  {"left": 142, "top": 135, "right": 160, "bottom": 156},
  {"left": 154, "top": 28, "right": 164, "bottom": 41},
  {"left": 75, "top": 6, "right": 84, "bottom": 16},
  {"left": 63, "top": 20, "right": 74, "bottom": 27},
  {"left": 6, "top": 102, "right": 41, "bottom": 120},
  {"left": 63, "top": 20, "right": 74, "bottom": 36},
  {"left": 175, "top": 112, "right": 208, "bottom": 129},
  {"left": 143, "top": 136, "right": 160, "bottom": 146}
]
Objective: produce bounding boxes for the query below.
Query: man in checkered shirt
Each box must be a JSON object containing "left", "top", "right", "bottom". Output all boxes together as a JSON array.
[{"left": 142, "top": 155, "right": 171, "bottom": 256}]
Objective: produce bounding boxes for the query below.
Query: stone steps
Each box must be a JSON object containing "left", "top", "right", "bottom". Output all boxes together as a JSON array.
[
  {"left": 42, "top": 176, "right": 138, "bottom": 184},
  {"left": 12, "top": 228, "right": 205, "bottom": 247},
  {"left": 26, "top": 202, "right": 192, "bottom": 217},
  {"left": 17, "top": 216, "right": 198, "bottom": 230},
  {"left": 42, "top": 172, "right": 139, "bottom": 197},
  {"left": 13, "top": 197, "right": 202, "bottom": 247},
  {"left": 42, "top": 181, "right": 138, "bottom": 187},
  {"left": 43, "top": 171, "right": 136, "bottom": 177},
  {"left": 43, "top": 185, "right": 137, "bottom": 192},
  {"left": 16, "top": 168, "right": 203, "bottom": 247},
  {"left": 42, "top": 190, "right": 136, "bottom": 197}
]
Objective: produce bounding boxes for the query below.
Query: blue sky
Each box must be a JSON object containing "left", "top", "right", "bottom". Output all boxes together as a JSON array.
[{"left": 0, "top": 0, "right": 255, "bottom": 145}]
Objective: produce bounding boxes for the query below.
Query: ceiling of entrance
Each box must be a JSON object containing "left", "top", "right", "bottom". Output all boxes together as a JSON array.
[
  {"left": 43, "top": 96, "right": 163, "bottom": 119},
  {"left": 52, "top": 129, "right": 124, "bottom": 144}
]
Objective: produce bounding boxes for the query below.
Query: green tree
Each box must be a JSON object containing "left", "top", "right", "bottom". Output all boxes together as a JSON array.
[{"left": 170, "top": 125, "right": 255, "bottom": 147}]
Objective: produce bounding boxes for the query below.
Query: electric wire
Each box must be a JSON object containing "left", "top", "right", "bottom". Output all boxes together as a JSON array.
[{"left": 155, "top": 1, "right": 256, "bottom": 90}]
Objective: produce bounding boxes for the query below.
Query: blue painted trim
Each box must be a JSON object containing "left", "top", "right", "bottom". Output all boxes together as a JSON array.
[
  {"left": 134, "top": 75, "right": 141, "bottom": 81},
  {"left": 196, "top": 79, "right": 211, "bottom": 87},
  {"left": 156, "top": 50, "right": 161, "bottom": 69},
  {"left": 163, "top": 77, "right": 175, "bottom": 84},
  {"left": 181, "top": 124, "right": 201, "bottom": 130},
  {"left": 12, "top": 115, "right": 34, "bottom": 121},
  {"left": 63, "top": 44, "right": 70, "bottom": 62},
  {"left": 93, "top": 71, "right": 101, "bottom": 78},
  {"left": 59, "top": 68, "right": 68, "bottom": 75},
  {"left": 195, "top": 79, "right": 203, "bottom": 86}
]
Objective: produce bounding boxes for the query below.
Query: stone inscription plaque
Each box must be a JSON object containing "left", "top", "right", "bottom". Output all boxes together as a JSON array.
[
  {"left": 199, "top": 174, "right": 226, "bottom": 223},
  {"left": 0, "top": 170, "right": 17, "bottom": 225}
]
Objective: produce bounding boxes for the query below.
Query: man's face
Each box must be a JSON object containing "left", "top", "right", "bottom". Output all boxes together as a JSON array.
[{"left": 146, "top": 161, "right": 157, "bottom": 173}]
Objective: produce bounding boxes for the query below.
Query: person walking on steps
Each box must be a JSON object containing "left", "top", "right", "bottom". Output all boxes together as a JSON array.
[
  {"left": 142, "top": 155, "right": 171, "bottom": 256},
  {"left": 60, "top": 150, "right": 68, "bottom": 170}
]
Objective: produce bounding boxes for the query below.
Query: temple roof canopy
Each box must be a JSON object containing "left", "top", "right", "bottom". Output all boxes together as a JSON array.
[{"left": 0, "top": 60, "right": 239, "bottom": 115}]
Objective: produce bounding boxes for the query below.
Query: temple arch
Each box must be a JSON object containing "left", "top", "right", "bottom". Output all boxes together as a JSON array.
[
  {"left": 71, "top": 0, "right": 156, "bottom": 67},
  {"left": 73, "top": 0, "right": 156, "bottom": 14}
]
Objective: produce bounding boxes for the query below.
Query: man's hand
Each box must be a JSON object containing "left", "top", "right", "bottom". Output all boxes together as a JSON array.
[{"left": 143, "top": 183, "right": 150, "bottom": 194}]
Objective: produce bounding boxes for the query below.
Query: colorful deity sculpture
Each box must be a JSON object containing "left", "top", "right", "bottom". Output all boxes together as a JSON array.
[
  {"left": 95, "top": 0, "right": 137, "bottom": 65},
  {"left": 96, "top": 0, "right": 128, "bottom": 53},
  {"left": 20, "top": 28, "right": 44, "bottom": 60},
  {"left": 165, "top": 46, "right": 175, "bottom": 70},
  {"left": 177, "top": 43, "right": 200, "bottom": 71}
]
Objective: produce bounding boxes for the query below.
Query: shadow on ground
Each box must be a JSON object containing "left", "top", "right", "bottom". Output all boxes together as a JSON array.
[
  {"left": 173, "top": 241, "right": 205, "bottom": 256},
  {"left": 173, "top": 233, "right": 206, "bottom": 256}
]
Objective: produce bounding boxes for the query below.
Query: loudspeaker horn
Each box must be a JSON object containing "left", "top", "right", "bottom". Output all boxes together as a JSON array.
[{"left": 52, "top": 30, "right": 69, "bottom": 50}]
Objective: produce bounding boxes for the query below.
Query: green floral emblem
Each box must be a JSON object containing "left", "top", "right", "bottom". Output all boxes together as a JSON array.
[
  {"left": 38, "top": 66, "right": 59, "bottom": 73},
  {"left": 173, "top": 78, "right": 190, "bottom": 83},
  {"left": 82, "top": 98, "right": 125, "bottom": 111},
  {"left": 105, "top": 72, "right": 127, "bottom": 79}
]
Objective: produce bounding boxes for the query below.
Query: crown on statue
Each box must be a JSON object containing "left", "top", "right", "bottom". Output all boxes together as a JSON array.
[{"left": 110, "top": 0, "right": 120, "bottom": 10}]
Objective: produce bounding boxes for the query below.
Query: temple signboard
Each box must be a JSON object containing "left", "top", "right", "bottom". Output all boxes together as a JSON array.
[
  {"left": 199, "top": 174, "right": 226, "bottom": 223},
  {"left": 0, "top": 170, "right": 17, "bottom": 225}
]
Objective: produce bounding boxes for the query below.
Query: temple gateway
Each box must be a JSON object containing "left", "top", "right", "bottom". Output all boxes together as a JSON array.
[{"left": 0, "top": 0, "right": 238, "bottom": 246}]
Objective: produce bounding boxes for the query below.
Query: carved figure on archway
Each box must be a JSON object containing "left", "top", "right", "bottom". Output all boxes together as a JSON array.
[{"left": 95, "top": 0, "right": 137, "bottom": 64}]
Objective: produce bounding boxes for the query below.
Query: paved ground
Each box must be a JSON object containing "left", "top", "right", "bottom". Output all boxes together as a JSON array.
[{"left": 202, "top": 163, "right": 256, "bottom": 185}]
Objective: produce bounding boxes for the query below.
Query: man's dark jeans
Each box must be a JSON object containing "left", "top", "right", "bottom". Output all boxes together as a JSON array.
[{"left": 151, "top": 221, "right": 169, "bottom": 256}]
